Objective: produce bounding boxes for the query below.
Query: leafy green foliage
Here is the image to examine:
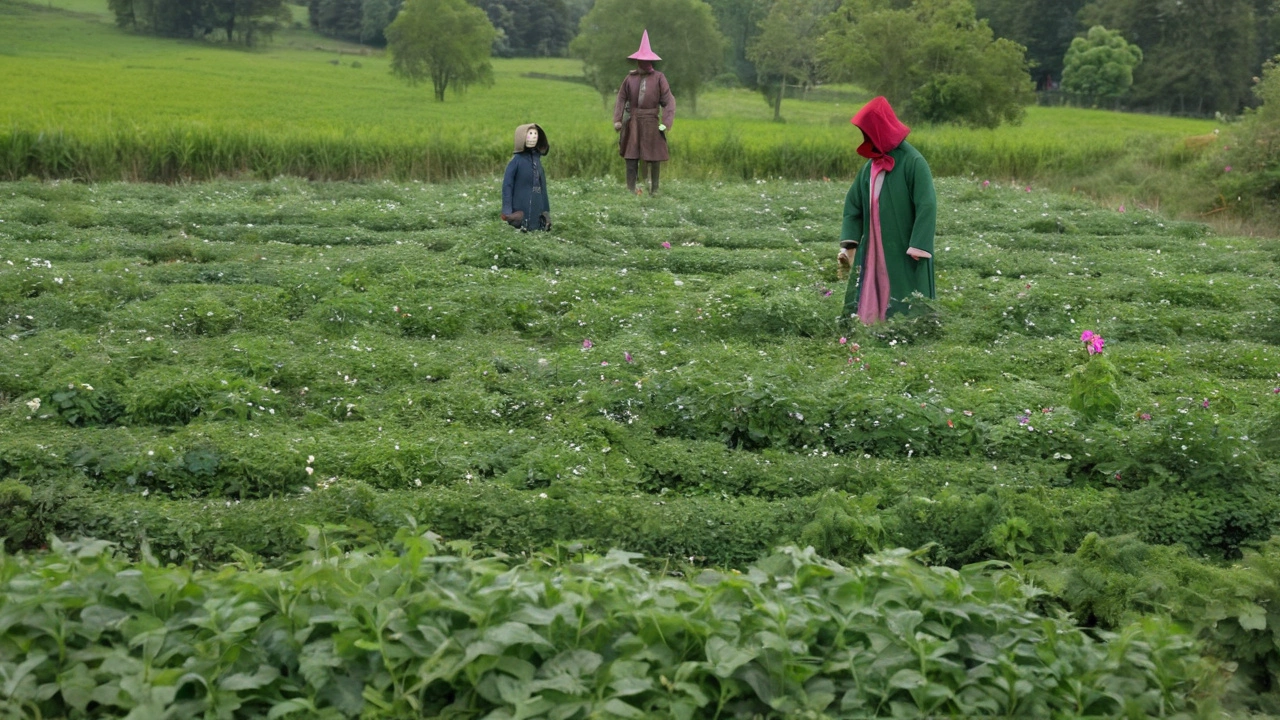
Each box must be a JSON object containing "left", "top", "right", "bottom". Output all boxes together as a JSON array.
[
  {"left": 1061, "top": 25, "right": 1143, "bottom": 101},
  {"left": 1067, "top": 354, "right": 1122, "bottom": 422},
  {"left": 386, "top": 0, "right": 496, "bottom": 101},
  {"left": 0, "top": 533, "right": 1221, "bottom": 718},
  {"left": 820, "top": 0, "right": 1035, "bottom": 128}
]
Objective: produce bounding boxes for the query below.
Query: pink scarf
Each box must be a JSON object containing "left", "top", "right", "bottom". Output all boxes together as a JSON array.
[{"left": 857, "top": 164, "right": 891, "bottom": 325}]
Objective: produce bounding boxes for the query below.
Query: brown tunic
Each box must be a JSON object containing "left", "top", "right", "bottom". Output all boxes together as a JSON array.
[{"left": 613, "top": 69, "right": 675, "bottom": 162}]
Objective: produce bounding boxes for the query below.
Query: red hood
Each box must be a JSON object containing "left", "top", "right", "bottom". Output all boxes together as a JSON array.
[{"left": 851, "top": 96, "right": 910, "bottom": 160}]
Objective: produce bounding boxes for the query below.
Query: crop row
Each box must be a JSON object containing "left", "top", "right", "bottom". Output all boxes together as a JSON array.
[{"left": 0, "top": 533, "right": 1219, "bottom": 719}]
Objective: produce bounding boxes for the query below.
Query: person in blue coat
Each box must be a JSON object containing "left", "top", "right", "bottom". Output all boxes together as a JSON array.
[{"left": 501, "top": 123, "right": 551, "bottom": 232}]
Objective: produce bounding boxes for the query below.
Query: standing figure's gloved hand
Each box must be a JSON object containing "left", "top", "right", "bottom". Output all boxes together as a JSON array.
[
  {"left": 614, "top": 122, "right": 623, "bottom": 131},
  {"left": 658, "top": 124, "right": 667, "bottom": 132},
  {"left": 905, "top": 247, "right": 931, "bottom": 260}
]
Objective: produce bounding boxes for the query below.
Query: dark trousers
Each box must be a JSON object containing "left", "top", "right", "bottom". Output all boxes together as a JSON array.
[{"left": 625, "top": 159, "right": 660, "bottom": 194}]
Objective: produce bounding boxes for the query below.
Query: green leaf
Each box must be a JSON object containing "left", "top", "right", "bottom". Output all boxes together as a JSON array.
[
  {"left": 601, "top": 698, "right": 647, "bottom": 718},
  {"left": 704, "top": 637, "right": 756, "bottom": 678},
  {"left": 267, "top": 699, "right": 318, "bottom": 719},
  {"left": 220, "top": 665, "right": 280, "bottom": 691},
  {"left": 1238, "top": 604, "right": 1267, "bottom": 632}
]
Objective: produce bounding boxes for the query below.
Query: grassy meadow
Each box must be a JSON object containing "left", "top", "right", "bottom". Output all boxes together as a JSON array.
[{"left": 1, "top": 0, "right": 1221, "bottom": 194}]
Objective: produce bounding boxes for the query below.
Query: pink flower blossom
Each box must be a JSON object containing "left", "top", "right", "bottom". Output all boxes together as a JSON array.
[
  {"left": 1273, "top": 388, "right": 1280, "bottom": 394},
  {"left": 1089, "top": 337, "right": 1105, "bottom": 355},
  {"left": 1224, "top": 166, "right": 1233, "bottom": 173},
  {"left": 1017, "top": 414, "right": 1030, "bottom": 425},
  {"left": 1118, "top": 204, "right": 1126, "bottom": 213},
  {"left": 1201, "top": 398, "right": 1210, "bottom": 408},
  {"left": 1140, "top": 413, "right": 1152, "bottom": 421},
  {"left": 661, "top": 241, "right": 672, "bottom": 249},
  {"left": 624, "top": 352, "right": 633, "bottom": 363},
  {"left": 582, "top": 339, "right": 593, "bottom": 349},
  {"left": 601, "top": 361, "right": 609, "bottom": 366},
  {"left": 839, "top": 337, "right": 847, "bottom": 345},
  {"left": 1080, "top": 330, "right": 1095, "bottom": 343},
  {"left": 981, "top": 180, "right": 990, "bottom": 188},
  {"left": 1025, "top": 186, "right": 1032, "bottom": 192}
]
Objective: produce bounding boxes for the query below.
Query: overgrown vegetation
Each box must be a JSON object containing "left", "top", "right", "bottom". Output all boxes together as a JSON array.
[
  {"left": 0, "top": 532, "right": 1224, "bottom": 718},
  {"left": 1, "top": 177, "right": 1278, "bottom": 712}
]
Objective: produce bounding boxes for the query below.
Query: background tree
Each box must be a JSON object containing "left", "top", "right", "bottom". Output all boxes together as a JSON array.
[
  {"left": 310, "top": 0, "right": 363, "bottom": 41},
  {"left": 1081, "top": 0, "right": 1257, "bottom": 114},
  {"left": 359, "top": 0, "right": 394, "bottom": 44},
  {"left": 747, "top": 0, "right": 836, "bottom": 121},
  {"left": 570, "top": 0, "right": 725, "bottom": 114},
  {"left": 705, "top": 0, "right": 771, "bottom": 88},
  {"left": 972, "top": 0, "right": 1086, "bottom": 90},
  {"left": 1060, "top": 25, "right": 1141, "bottom": 105},
  {"left": 472, "top": 0, "right": 574, "bottom": 57},
  {"left": 386, "top": 0, "right": 496, "bottom": 101},
  {"left": 820, "top": 0, "right": 1033, "bottom": 128}
]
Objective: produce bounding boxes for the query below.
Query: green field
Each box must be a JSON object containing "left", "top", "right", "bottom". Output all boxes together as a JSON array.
[
  {"left": 1, "top": 175, "right": 1278, "bottom": 713},
  {"left": 1, "top": 0, "right": 1220, "bottom": 188},
  {"left": 3, "top": 1, "right": 1279, "bottom": 715}
]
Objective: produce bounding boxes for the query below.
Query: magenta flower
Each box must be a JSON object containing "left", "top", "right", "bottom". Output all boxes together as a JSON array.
[
  {"left": 601, "top": 361, "right": 609, "bottom": 366},
  {"left": 624, "top": 351, "right": 633, "bottom": 363},
  {"left": 582, "top": 339, "right": 593, "bottom": 349},
  {"left": 1080, "top": 330, "right": 1095, "bottom": 343},
  {"left": 1274, "top": 388, "right": 1280, "bottom": 394},
  {"left": 1140, "top": 413, "right": 1152, "bottom": 421},
  {"left": 823, "top": 288, "right": 832, "bottom": 297},
  {"left": 661, "top": 241, "right": 672, "bottom": 249},
  {"left": 1017, "top": 414, "right": 1030, "bottom": 425},
  {"left": 1201, "top": 398, "right": 1210, "bottom": 408},
  {"left": 1118, "top": 204, "right": 1126, "bottom": 213},
  {"left": 1089, "top": 337, "right": 1105, "bottom": 355},
  {"left": 1025, "top": 186, "right": 1032, "bottom": 193},
  {"left": 981, "top": 180, "right": 990, "bottom": 189},
  {"left": 839, "top": 337, "right": 847, "bottom": 345},
  {"left": 1224, "top": 166, "right": 1233, "bottom": 173}
]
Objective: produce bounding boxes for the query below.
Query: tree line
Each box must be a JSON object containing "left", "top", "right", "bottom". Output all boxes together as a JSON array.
[{"left": 108, "top": 0, "right": 291, "bottom": 45}]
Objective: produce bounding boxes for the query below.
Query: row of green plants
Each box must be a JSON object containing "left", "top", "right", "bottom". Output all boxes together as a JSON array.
[
  {"left": 0, "top": 121, "right": 1179, "bottom": 183},
  {"left": 3, "top": 176, "right": 1279, "bottom": 709},
  {"left": 0, "top": 531, "right": 1222, "bottom": 719}
]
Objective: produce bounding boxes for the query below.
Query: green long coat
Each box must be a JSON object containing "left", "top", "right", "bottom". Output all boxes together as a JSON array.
[{"left": 840, "top": 140, "right": 937, "bottom": 319}]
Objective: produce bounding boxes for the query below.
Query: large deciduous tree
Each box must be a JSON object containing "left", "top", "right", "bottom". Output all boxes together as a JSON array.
[
  {"left": 1081, "top": 0, "right": 1257, "bottom": 115},
  {"left": 386, "top": 0, "right": 496, "bottom": 101},
  {"left": 1061, "top": 25, "right": 1142, "bottom": 104},
  {"left": 747, "top": 0, "right": 837, "bottom": 121},
  {"left": 820, "top": 0, "right": 1033, "bottom": 128},
  {"left": 570, "top": 0, "right": 725, "bottom": 114}
]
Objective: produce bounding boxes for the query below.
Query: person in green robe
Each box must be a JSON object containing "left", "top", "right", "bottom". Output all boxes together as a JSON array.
[{"left": 837, "top": 96, "right": 937, "bottom": 324}]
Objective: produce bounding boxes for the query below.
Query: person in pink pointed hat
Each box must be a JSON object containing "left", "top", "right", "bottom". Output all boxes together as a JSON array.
[
  {"left": 837, "top": 96, "right": 937, "bottom": 324},
  {"left": 613, "top": 30, "right": 676, "bottom": 195}
]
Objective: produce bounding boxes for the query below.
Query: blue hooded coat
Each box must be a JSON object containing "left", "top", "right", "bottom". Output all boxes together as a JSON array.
[{"left": 501, "top": 123, "right": 550, "bottom": 232}]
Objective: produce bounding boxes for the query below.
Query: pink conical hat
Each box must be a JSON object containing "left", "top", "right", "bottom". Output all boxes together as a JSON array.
[{"left": 627, "top": 30, "right": 661, "bottom": 61}]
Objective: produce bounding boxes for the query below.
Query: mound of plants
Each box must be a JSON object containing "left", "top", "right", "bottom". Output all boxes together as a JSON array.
[{"left": 0, "top": 532, "right": 1221, "bottom": 719}]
